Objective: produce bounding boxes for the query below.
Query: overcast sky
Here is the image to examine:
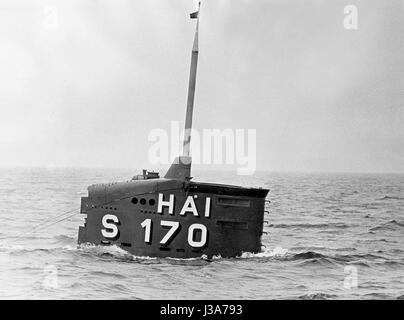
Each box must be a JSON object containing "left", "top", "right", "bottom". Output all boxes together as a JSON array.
[{"left": 0, "top": 0, "right": 403, "bottom": 173}]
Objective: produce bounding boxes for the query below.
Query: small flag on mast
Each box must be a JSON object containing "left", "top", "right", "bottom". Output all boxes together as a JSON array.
[{"left": 190, "top": 1, "right": 201, "bottom": 19}]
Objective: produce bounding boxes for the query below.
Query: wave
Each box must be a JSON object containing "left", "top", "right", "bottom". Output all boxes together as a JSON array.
[
  {"left": 377, "top": 195, "right": 404, "bottom": 201},
  {"left": 268, "top": 222, "right": 350, "bottom": 229},
  {"left": 333, "top": 253, "right": 385, "bottom": 262},
  {"left": 290, "top": 255, "right": 338, "bottom": 267},
  {"left": 374, "top": 260, "right": 404, "bottom": 267},
  {"left": 237, "top": 248, "right": 382, "bottom": 266},
  {"left": 76, "top": 244, "right": 156, "bottom": 262},
  {"left": 290, "top": 251, "right": 326, "bottom": 260},
  {"left": 238, "top": 246, "right": 289, "bottom": 259},
  {"left": 77, "top": 244, "right": 290, "bottom": 262},
  {"left": 74, "top": 245, "right": 215, "bottom": 266},
  {"left": 73, "top": 245, "right": 390, "bottom": 265},
  {"left": 73, "top": 245, "right": 400, "bottom": 267},
  {"left": 53, "top": 235, "right": 76, "bottom": 241},
  {"left": 370, "top": 220, "right": 404, "bottom": 231},
  {"left": 298, "top": 293, "right": 338, "bottom": 300},
  {"left": 339, "top": 191, "right": 359, "bottom": 197},
  {"left": 0, "top": 244, "right": 26, "bottom": 252},
  {"left": 2, "top": 242, "right": 285, "bottom": 263},
  {"left": 2, "top": 243, "right": 149, "bottom": 262},
  {"left": 291, "top": 246, "right": 356, "bottom": 252},
  {"left": 89, "top": 270, "right": 127, "bottom": 279},
  {"left": 362, "top": 292, "right": 393, "bottom": 299},
  {"left": 52, "top": 235, "right": 77, "bottom": 245},
  {"left": 3, "top": 242, "right": 398, "bottom": 269},
  {"left": 249, "top": 250, "right": 391, "bottom": 267},
  {"left": 75, "top": 244, "right": 210, "bottom": 265}
]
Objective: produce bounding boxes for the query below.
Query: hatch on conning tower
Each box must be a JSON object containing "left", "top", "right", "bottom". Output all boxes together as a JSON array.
[{"left": 132, "top": 169, "right": 160, "bottom": 180}]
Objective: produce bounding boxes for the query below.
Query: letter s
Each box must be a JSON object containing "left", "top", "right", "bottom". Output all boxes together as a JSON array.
[{"left": 101, "top": 214, "right": 119, "bottom": 239}]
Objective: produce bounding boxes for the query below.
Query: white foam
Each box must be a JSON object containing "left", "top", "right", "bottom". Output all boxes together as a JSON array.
[
  {"left": 239, "top": 246, "right": 288, "bottom": 259},
  {"left": 77, "top": 243, "right": 158, "bottom": 260},
  {"left": 0, "top": 244, "right": 25, "bottom": 251},
  {"left": 75, "top": 243, "right": 289, "bottom": 261}
]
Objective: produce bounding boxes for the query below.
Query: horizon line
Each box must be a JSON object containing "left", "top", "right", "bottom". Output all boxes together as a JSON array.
[{"left": 0, "top": 164, "right": 403, "bottom": 175}]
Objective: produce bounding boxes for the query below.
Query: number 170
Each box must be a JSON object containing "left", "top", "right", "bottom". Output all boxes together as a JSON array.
[{"left": 140, "top": 219, "right": 208, "bottom": 248}]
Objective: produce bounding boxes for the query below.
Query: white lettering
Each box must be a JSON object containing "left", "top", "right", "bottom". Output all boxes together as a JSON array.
[
  {"left": 204, "top": 197, "right": 211, "bottom": 218},
  {"left": 157, "top": 193, "right": 174, "bottom": 215},
  {"left": 160, "top": 220, "right": 180, "bottom": 245},
  {"left": 101, "top": 214, "right": 119, "bottom": 238},
  {"left": 179, "top": 196, "right": 199, "bottom": 216},
  {"left": 188, "top": 223, "right": 207, "bottom": 248},
  {"left": 141, "top": 218, "right": 152, "bottom": 243}
]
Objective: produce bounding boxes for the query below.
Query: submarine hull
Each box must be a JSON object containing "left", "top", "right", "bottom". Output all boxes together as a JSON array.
[{"left": 78, "top": 179, "right": 269, "bottom": 258}]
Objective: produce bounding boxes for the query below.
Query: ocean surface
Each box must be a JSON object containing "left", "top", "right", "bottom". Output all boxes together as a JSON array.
[{"left": 0, "top": 167, "right": 403, "bottom": 300}]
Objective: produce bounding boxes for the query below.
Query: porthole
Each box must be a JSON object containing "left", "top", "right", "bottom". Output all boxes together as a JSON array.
[
  {"left": 149, "top": 199, "right": 156, "bottom": 206},
  {"left": 131, "top": 197, "right": 138, "bottom": 204},
  {"left": 140, "top": 198, "right": 146, "bottom": 205}
]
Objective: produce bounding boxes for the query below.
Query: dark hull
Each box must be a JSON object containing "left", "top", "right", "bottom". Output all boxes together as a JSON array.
[{"left": 78, "top": 178, "right": 269, "bottom": 258}]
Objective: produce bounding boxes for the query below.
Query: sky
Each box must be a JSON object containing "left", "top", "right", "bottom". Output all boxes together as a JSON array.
[{"left": 0, "top": 0, "right": 403, "bottom": 173}]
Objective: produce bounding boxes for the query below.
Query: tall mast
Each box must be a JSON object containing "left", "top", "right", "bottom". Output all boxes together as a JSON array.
[
  {"left": 183, "top": 1, "right": 201, "bottom": 157},
  {"left": 164, "top": 3, "right": 201, "bottom": 180}
]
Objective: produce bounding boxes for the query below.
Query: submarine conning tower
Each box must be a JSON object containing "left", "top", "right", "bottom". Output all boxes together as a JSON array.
[{"left": 77, "top": 2, "right": 269, "bottom": 258}]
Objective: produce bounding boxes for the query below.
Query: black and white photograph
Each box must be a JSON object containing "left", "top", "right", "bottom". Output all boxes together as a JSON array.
[{"left": 0, "top": 0, "right": 403, "bottom": 305}]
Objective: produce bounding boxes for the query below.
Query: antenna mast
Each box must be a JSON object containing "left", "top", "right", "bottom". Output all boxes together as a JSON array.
[
  {"left": 164, "top": 2, "right": 201, "bottom": 180},
  {"left": 183, "top": 1, "right": 201, "bottom": 157}
]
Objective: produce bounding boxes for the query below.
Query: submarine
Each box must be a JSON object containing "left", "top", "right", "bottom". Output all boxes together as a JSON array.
[{"left": 78, "top": 3, "right": 269, "bottom": 258}]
